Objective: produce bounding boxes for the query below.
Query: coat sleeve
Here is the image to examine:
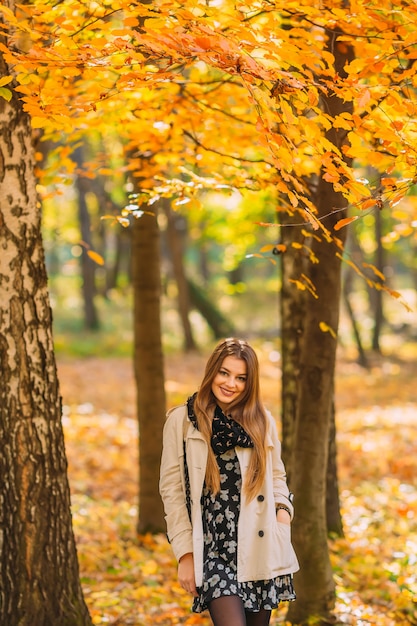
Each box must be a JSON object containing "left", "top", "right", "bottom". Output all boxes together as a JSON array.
[
  {"left": 159, "top": 406, "right": 194, "bottom": 562},
  {"left": 267, "top": 412, "right": 295, "bottom": 520}
]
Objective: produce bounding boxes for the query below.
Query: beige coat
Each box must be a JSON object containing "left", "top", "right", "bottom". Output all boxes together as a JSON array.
[{"left": 159, "top": 404, "right": 299, "bottom": 587}]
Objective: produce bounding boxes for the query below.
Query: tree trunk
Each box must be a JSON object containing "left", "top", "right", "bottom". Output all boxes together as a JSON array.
[
  {"left": 73, "top": 145, "right": 100, "bottom": 330},
  {"left": 0, "top": 48, "right": 91, "bottom": 626},
  {"left": 343, "top": 259, "right": 368, "bottom": 368},
  {"left": 326, "top": 400, "right": 344, "bottom": 537},
  {"left": 287, "top": 30, "right": 353, "bottom": 625},
  {"left": 279, "top": 214, "right": 307, "bottom": 484},
  {"left": 287, "top": 206, "right": 343, "bottom": 625},
  {"left": 163, "top": 200, "right": 196, "bottom": 351},
  {"left": 187, "top": 278, "right": 234, "bottom": 339},
  {"left": 371, "top": 207, "right": 384, "bottom": 352},
  {"left": 131, "top": 209, "right": 166, "bottom": 533},
  {"left": 106, "top": 228, "right": 131, "bottom": 292}
]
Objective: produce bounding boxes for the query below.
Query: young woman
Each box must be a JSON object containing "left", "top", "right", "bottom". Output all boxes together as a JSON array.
[{"left": 159, "top": 338, "right": 299, "bottom": 626}]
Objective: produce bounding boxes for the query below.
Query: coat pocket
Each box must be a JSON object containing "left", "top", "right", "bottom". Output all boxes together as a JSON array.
[{"left": 273, "top": 521, "right": 299, "bottom": 573}]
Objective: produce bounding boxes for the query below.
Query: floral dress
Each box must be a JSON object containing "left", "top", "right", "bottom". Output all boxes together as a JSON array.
[{"left": 192, "top": 445, "right": 296, "bottom": 613}]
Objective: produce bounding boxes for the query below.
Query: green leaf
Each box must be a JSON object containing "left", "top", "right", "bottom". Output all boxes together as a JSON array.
[{"left": 0, "top": 87, "right": 13, "bottom": 102}]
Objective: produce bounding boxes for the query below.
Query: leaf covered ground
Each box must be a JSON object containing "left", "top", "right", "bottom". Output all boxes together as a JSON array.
[{"left": 58, "top": 349, "right": 417, "bottom": 625}]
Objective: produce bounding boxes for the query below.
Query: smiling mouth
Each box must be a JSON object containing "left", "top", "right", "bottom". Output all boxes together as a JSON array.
[{"left": 220, "top": 387, "right": 235, "bottom": 396}]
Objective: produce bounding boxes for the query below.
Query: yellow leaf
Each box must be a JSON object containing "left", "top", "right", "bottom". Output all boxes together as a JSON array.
[
  {"left": 319, "top": 321, "right": 337, "bottom": 339},
  {"left": 0, "top": 75, "right": 13, "bottom": 87},
  {"left": 333, "top": 116, "right": 353, "bottom": 130},
  {"left": 0, "top": 5, "right": 17, "bottom": 23},
  {"left": 31, "top": 116, "right": 50, "bottom": 129},
  {"left": 87, "top": 250, "right": 105, "bottom": 266},
  {"left": 303, "top": 209, "right": 320, "bottom": 231}
]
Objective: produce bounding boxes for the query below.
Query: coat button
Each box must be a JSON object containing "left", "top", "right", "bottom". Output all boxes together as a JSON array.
[
  {"left": 258, "top": 530, "right": 264, "bottom": 537},
  {"left": 257, "top": 494, "right": 265, "bottom": 502}
]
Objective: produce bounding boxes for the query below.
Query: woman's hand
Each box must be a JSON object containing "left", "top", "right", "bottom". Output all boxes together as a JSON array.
[
  {"left": 276, "top": 507, "right": 291, "bottom": 525},
  {"left": 178, "top": 552, "right": 198, "bottom": 597}
]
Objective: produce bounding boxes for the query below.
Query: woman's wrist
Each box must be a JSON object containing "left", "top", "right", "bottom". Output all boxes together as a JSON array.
[{"left": 275, "top": 504, "right": 291, "bottom": 516}]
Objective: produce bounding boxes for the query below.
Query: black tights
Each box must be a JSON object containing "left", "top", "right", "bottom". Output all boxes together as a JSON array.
[{"left": 208, "top": 595, "right": 271, "bottom": 626}]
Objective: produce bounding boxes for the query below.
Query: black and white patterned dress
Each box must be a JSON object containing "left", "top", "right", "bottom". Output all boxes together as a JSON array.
[{"left": 192, "top": 446, "right": 296, "bottom": 613}]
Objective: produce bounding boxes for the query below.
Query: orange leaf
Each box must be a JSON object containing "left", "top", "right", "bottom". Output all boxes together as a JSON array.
[
  {"left": 334, "top": 216, "right": 358, "bottom": 231},
  {"left": 381, "top": 177, "right": 397, "bottom": 188},
  {"left": 87, "top": 250, "right": 105, "bottom": 266},
  {"left": 360, "top": 198, "right": 378, "bottom": 210},
  {"left": 362, "top": 263, "right": 385, "bottom": 281}
]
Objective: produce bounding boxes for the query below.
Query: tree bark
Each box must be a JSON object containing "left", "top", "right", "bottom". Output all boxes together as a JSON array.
[
  {"left": 73, "top": 145, "right": 100, "bottom": 330},
  {"left": 163, "top": 200, "right": 196, "bottom": 351},
  {"left": 287, "top": 206, "right": 344, "bottom": 624},
  {"left": 326, "top": 400, "right": 344, "bottom": 537},
  {"left": 371, "top": 207, "right": 384, "bottom": 352},
  {"left": 343, "top": 261, "right": 368, "bottom": 368},
  {"left": 279, "top": 213, "right": 307, "bottom": 484},
  {"left": 131, "top": 209, "right": 166, "bottom": 533},
  {"left": 287, "top": 30, "right": 353, "bottom": 625},
  {"left": 0, "top": 45, "right": 91, "bottom": 626}
]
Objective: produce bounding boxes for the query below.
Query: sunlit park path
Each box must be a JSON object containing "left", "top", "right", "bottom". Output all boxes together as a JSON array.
[{"left": 58, "top": 348, "right": 417, "bottom": 625}]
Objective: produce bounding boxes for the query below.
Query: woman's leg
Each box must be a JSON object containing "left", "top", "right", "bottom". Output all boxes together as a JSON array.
[
  {"left": 245, "top": 608, "right": 271, "bottom": 626},
  {"left": 208, "top": 595, "right": 247, "bottom": 626}
]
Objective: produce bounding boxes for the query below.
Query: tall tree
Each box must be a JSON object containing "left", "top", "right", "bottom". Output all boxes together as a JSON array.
[
  {"left": 73, "top": 144, "right": 100, "bottom": 330},
  {"left": 278, "top": 211, "right": 307, "bottom": 480},
  {"left": 163, "top": 199, "right": 196, "bottom": 351},
  {"left": 287, "top": 29, "right": 354, "bottom": 624},
  {"left": 131, "top": 207, "right": 166, "bottom": 533},
  {"left": 0, "top": 6, "right": 91, "bottom": 625}
]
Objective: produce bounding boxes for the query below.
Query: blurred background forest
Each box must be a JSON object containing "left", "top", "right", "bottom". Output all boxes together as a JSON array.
[
  {"left": 42, "top": 141, "right": 416, "bottom": 359},
  {"left": 42, "top": 156, "right": 417, "bottom": 625}
]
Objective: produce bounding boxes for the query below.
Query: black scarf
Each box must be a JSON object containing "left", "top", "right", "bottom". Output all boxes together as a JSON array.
[{"left": 187, "top": 393, "right": 253, "bottom": 454}]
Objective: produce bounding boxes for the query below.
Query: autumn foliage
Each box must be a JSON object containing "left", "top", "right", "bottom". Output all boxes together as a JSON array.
[{"left": 1, "top": 0, "right": 417, "bottom": 280}]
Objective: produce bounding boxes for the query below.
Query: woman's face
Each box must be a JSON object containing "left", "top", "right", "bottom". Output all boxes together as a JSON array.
[{"left": 211, "top": 356, "right": 247, "bottom": 411}]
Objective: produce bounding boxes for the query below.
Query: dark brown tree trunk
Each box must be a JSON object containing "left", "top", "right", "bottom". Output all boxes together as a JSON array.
[
  {"left": 131, "top": 209, "right": 166, "bottom": 533},
  {"left": 73, "top": 145, "right": 100, "bottom": 330},
  {"left": 287, "top": 30, "right": 353, "bottom": 625},
  {"left": 371, "top": 208, "right": 384, "bottom": 352},
  {"left": 326, "top": 400, "right": 344, "bottom": 537},
  {"left": 279, "top": 214, "right": 307, "bottom": 484},
  {"left": 163, "top": 200, "right": 196, "bottom": 351},
  {"left": 198, "top": 234, "right": 210, "bottom": 284},
  {"left": 343, "top": 259, "right": 368, "bottom": 368},
  {"left": 187, "top": 278, "right": 234, "bottom": 339},
  {"left": 106, "top": 228, "right": 131, "bottom": 292},
  {"left": 0, "top": 41, "right": 91, "bottom": 626}
]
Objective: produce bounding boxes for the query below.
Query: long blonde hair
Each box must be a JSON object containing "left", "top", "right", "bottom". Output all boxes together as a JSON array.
[{"left": 193, "top": 338, "right": 268, "bottom": 501}]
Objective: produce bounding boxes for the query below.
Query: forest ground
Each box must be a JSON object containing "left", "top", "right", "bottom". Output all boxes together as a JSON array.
[{"left": 58, "top": 345, "right": 417, "bottom": 626}]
